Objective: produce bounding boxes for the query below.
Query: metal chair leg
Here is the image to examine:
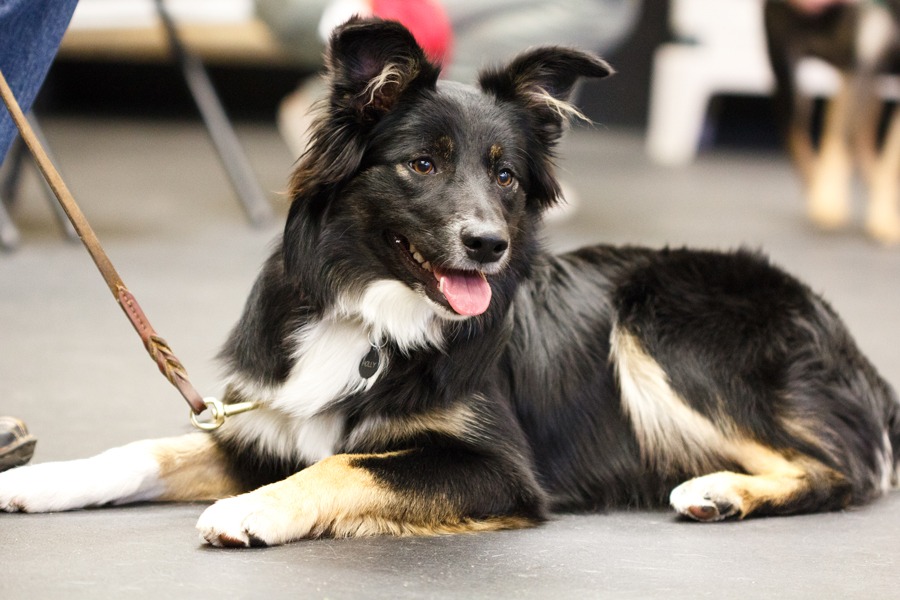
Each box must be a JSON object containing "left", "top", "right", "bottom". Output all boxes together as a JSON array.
[
  {"left": 154, "top": 0, "right": 274, "bottom": 227},
  {"left": 0, "top": 136, "right": 26, "bottom": 205},
  {"left": 2, "top": 124, "right": 79, "bottom": 244},
  {"left": 0, "top": 193, "right": 21, "bottom": 251},
  {"left": 0, "top": 139, "right": 23, "bottom": 250},
  {"left": 25, "top": 115, "right": 79, "bottom": 242}
]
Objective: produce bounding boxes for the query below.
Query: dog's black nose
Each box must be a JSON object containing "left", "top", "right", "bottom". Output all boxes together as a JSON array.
[{"left": 462, "top": 231, "right": 509, "bottom": 264}]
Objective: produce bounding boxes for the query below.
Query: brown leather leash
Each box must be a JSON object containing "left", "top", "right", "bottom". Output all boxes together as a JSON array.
[{"left": 0, "top": 69, "right": 256, "bottom": 430}]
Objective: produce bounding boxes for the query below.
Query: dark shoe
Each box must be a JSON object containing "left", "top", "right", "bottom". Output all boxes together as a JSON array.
[{"left": 0, "top": 416, "right": 36, "bottom": 472}]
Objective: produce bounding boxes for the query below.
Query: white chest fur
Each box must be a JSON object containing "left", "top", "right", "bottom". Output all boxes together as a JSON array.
[
  {"left": 275, "top": 317, "right": 379, "bottom": 419},
  {"left": 222, "top": 279, "right": 449, "bottom": 463},
  {"left": 221, "top": 318, "right": 379, "bottom": 463}
]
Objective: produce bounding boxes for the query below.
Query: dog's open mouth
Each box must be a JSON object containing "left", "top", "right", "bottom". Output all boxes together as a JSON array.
[{"left": 389, "top": 233, "right": 492, "bottom": 316}]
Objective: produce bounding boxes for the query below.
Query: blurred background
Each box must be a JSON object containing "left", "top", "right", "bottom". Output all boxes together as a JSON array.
[
  {"left": 38, "top": 0, "right": 777, "bottom": 154},
  {"left": 6, "top": 0, "right": 895, "bottom": 235},
  {"left": 1, "top": 0, "right": 897, "bottom": 392},
  {"left": 2, "top": 0, "right": 899, "bottom": 419},
  {"left": 2, "top": 3, "right": 900, "bottom": 597}
]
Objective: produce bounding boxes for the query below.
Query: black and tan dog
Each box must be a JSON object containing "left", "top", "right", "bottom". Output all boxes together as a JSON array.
[
  {"left": 765, "top": 0, "right": 900, "bottom": 243},
  {"left": 0, "top": 19, "right": 898, "bottom": 546}
]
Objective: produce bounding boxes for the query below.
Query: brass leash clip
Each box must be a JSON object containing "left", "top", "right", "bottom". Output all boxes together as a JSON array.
[{"left": 190, "top": 397, "right": 258, "bottom": 431}]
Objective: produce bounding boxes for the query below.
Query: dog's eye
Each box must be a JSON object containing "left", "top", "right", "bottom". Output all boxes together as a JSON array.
[
  {"left": 409, "top": 158, "right": 436, "bottom": 175},
  {"left": 496, "top": 169, "right": 514, "bottom": 187}
]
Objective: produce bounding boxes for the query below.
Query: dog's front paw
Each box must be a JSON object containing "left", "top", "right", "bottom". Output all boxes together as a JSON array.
[
  {"left": 0, "top": 467, "right": 30, "bottom": 512},
  {"left": 196, "top": 490, "right": 317, "bottom": 548},
  {"left": 0, "top": 446, "right": 164, "bottom": 513},
  {"left": 669, "top": 473, "right": 745, "bottom": 522},
  {"left": 0, "top": 463, "right": 72, "bottom": 513}
]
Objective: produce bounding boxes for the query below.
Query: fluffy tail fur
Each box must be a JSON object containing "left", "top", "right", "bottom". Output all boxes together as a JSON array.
[{"left": 890, "top": 393, "right": 900, "bottom": 489}]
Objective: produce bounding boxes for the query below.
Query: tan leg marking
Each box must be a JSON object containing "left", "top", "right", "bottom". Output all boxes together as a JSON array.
[
  {"left": 612, "top": 327, "right": 851, "bottom": 522},
  {"left": 346, "top": 403, "right": 477, "bottom": 449},
  {"left": 854, "top": 90, "right": 882, "bottom": 184},
  {"left": 612, "top": 327, "right": 738, "bottom": 473},
  {"left": 153, "top": 433, "right": 245, "bottom": 502},
  {"left": 807, "top": 77, "right": 853, "bottom": 230},
  {"left": 865, "top": 107, "right": 900, "bottom": 245},
  {"left": 788, "top": 119, "right": 816, "bottom": 185},
  {"left": 196, "top": 452, "right": 533, "bottom": 547}
]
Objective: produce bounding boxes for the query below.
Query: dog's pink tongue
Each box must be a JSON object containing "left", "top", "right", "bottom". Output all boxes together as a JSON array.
[{"left": 433, "top": 267, "right": 491, "bottom": 316}]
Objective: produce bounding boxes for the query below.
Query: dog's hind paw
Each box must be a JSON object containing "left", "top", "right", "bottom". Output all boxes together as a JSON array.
[
  {"left": 669, "top": 473, "right": 744, "bottom": 522},
  {"left": 196, "top": 490, "right": 316, "bottom": 548}
]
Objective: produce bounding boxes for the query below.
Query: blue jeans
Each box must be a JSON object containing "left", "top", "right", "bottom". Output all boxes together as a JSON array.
[{"left": 0, "top": 0, "right": 80, "bottom": 163}]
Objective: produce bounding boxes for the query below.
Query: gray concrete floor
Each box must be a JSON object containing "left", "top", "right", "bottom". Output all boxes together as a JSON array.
[{"left": 1, "top": 118, "right": 898, "bottom": 599}]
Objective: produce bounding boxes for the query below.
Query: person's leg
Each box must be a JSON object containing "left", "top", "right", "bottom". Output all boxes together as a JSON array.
[
  {"left": 0, "top": 0, "right": 80, "bottom": 162},
  {"left": 0, "top": 0, "right": 79, "bottom": 459}
]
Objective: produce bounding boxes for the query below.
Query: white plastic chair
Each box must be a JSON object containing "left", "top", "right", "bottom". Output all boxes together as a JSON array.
[{"left": 644, "top": 0, "right": 843, "bottom": 166}]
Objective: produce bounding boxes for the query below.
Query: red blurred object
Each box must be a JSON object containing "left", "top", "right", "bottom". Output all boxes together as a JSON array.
[{"left": 372, "top": 0, "right": 453, "bottom": 65}]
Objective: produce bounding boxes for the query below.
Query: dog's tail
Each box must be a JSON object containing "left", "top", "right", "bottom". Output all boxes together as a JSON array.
[{"left": 886, "top": 385, "right": 900, "bottom": 490}]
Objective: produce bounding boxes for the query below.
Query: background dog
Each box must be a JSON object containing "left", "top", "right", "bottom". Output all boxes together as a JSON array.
[
  {"left": 765, "top": 0, "right": 900, "bottom": 243},
  {"left": 0, "top": 19, "right": 898, "bottom": 547}
]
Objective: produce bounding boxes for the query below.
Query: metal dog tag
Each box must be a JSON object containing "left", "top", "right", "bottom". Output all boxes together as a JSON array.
[{"left": 359, "top": 346, "right": 380, "bottom": 379}]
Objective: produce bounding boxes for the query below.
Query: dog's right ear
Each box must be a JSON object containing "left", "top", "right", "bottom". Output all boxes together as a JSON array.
[
  {"left": 291, "top": 18, "right": 440, "bottom": 191},
  {"left": 324, "top": 17, "right": 441, "bottom": 126},
  {"left": 284, "top": 19, "right": 440, "bottom": 291}
]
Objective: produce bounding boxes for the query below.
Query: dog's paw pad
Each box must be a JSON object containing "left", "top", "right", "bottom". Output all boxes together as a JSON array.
[
  {"left": 210, "top": 533, "right": 250, "bottom": 548},
  {"left": 0, "top": 466, "right": 56, "bottom": 513},
  {"left": 0, "top": 498, "right": 26, "bottom": 513},
  {"left": 681, "top": 497, "right": 737, "bottom": 522},
  {"left": 670, "top": 475, "right": 743, "bottom": 522}
]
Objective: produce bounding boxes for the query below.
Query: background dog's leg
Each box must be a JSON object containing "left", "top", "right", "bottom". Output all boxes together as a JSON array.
[
  {"left": 808, "top": 76, "right": 854, "bottom": 230},
  {"left": 854, "top": 90, "right": 882, "bottom": 185},
  {"left": 669, "top": 449, "right": 851, "bottom": 522},
  {"left": 787, "top": 112, "right": 816, "bottom": 187},
  {"left": 0, "top": 432, "right": 242, "bottom": 513},
  {"left": 786, "top": 95, "right": 817, "bottom": 185},
  {"left": 764, "top": 2, "right": 816, "bottom": 185},
  {"left": 865, "top": 106, "right": 900, "bottom": 244},
  {"left": 196, "top": 450, "right": 543, "bottom": 547}
]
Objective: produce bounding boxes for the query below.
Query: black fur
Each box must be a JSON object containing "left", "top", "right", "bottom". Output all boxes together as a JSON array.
[{"left": 215, "top": 18, "right": 899, "bottom": 526}]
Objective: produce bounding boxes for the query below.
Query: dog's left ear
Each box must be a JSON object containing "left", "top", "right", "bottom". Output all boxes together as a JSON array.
[
  {"left": 479, "top": 48, "right": 613, "bottom": 209},
  {"left": 479, "top": 46, "right": 613, "bottom": 135}
]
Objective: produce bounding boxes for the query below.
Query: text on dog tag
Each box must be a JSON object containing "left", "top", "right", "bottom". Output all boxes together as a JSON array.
[{"left": 359, "top": 346, "right": 380, "bottom": 379}]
